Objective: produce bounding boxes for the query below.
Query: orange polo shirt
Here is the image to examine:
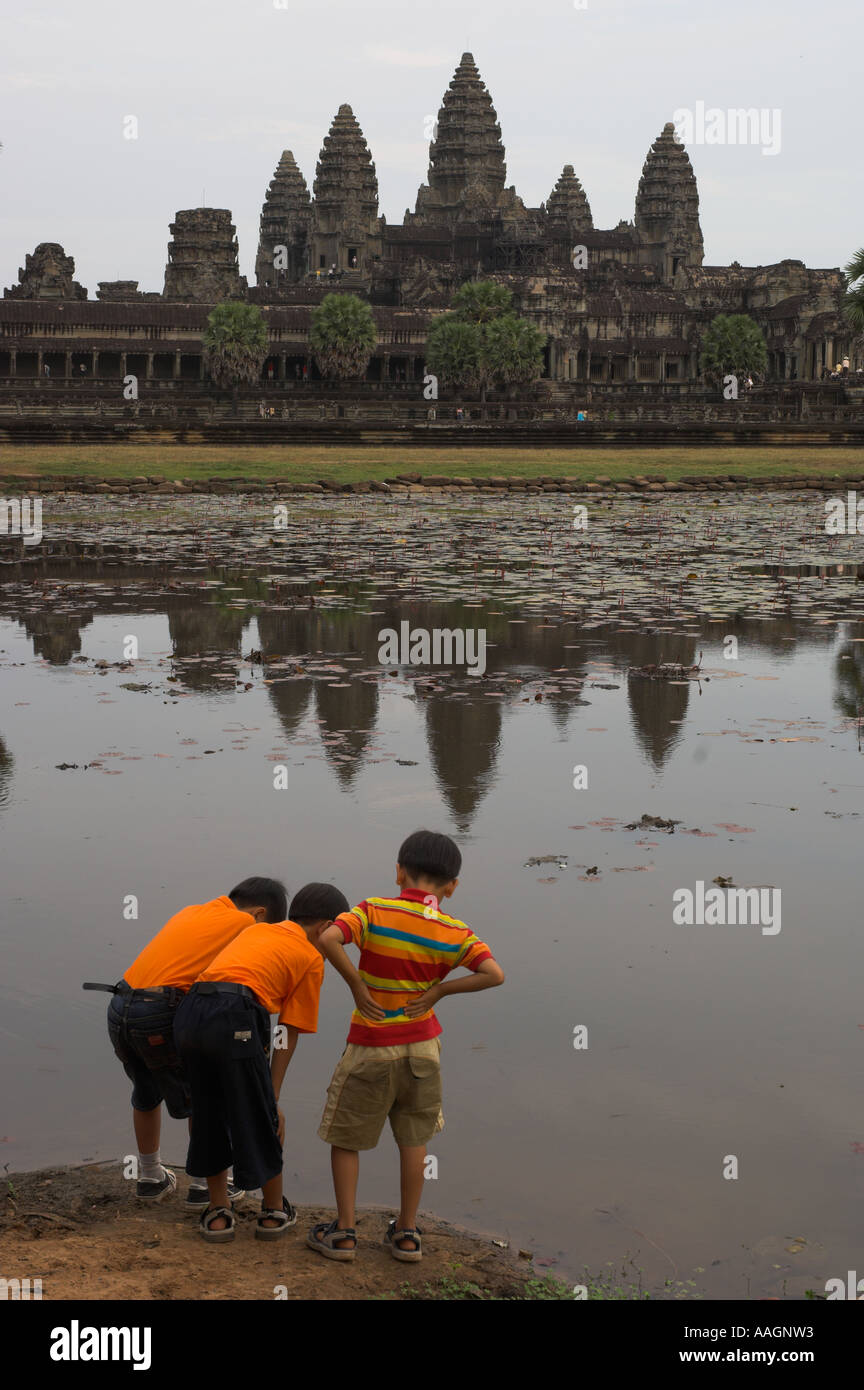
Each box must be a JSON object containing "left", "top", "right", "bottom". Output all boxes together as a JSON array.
[
  {"left": 124, "top": 896, "right": 255, "bottom": 991},
  {"left": 198, "top": 920, "right": 324, "bottom": 1031}
]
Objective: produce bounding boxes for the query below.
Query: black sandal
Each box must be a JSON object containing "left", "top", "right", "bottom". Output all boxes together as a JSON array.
[
  {"left": 199, "top": 1206, "right": 235, "bottom": 1243},
  {"left": 255, "top": 1196, "right": 297, "bottom": 1241}
]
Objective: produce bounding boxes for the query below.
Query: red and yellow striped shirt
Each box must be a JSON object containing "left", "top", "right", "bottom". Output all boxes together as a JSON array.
[{"left": 336, "top": 889, "right": 492, "bottom": 1045}]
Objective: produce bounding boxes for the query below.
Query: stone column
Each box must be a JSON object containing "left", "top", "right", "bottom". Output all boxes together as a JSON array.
[
  {"left": 147, "top": 353, "right": 154, "bottom": 380},
  {"left": 120, "top": 353, "right": 127, "bottom": 380},
  {"left": 91, "top": 350, "right": 99, "bottom": 376},
  {"left": 279, "top": 353, "right": 286, "bottom": 382},
  {"left": 37, "top": 350, "right": 44, "bottom": 377},
  {"left": 64, "top": 351, "right": 72, "bottom": 379},
  {"left": 660, "top": 351, "right": 667, "bottom": 383},
  {"left": 9, "top": 350, "right": 16, "bottom": 379},
  {"left": 173, "top": 351, "right": 181, "bottom": 379}
]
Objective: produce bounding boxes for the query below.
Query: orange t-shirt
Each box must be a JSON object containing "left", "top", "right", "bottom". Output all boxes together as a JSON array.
[
  {"left": 198, "top": 920, "right": 323, "bottom": 1031},
  {"left": 124, "top": 896, "right": 255, "bottom": 991}
]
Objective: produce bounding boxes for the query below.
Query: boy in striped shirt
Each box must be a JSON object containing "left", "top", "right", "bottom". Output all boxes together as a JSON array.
[{"left": 307, "top": 830, "right": 505, "bottom": 1263}]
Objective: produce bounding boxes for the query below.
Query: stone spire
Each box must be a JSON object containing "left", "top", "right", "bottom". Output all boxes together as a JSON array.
[
  {"left": 256, "top": 151, "right": 312, "bottom": 288},
  {"left": 546, "top": 165, "right": 593, "bottom": 237},
  {"left": 634, "top": 123, "right": 704, "bottom": 279},
  {"left": 311, "top": 105, "right": 381, "bottom": 279},
  {"left": 413, "top": 52, "right": 510, "bottom": 223},
  {"left": 163, "top": 209, "right": 247, "bottom": 302},
  {"left": 4, "top": 243, "right": 87, "bottom": 300}
]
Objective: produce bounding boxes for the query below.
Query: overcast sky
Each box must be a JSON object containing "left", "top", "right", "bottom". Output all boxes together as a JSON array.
[{"left": 1, "top": 0, "right": 859, "bottom": 296}]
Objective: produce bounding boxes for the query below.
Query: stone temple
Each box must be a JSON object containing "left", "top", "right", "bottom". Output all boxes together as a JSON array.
[{"left": 0, "top": 53, "right": 853, "bottom": 386}]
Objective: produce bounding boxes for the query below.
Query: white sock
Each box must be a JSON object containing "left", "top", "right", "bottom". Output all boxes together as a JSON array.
[{"left": 138, "top": 1149, "right": 164, "bottom": 1182}]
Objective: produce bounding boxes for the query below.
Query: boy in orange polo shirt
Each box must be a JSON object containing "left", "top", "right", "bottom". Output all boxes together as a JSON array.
[
  {"left": 308, "top": 830, "right": 505, "bottom": 1263},
  {"left": 174, "top": 882, "right": 349, "bottom": 1243},
  {"left": 106, "top": 878, "right": 286, "bottom": 1207}
]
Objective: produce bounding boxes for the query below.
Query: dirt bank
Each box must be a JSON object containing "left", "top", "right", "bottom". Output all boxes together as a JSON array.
[{"left": 0, "top": 1163, "right": 550, "bottom": 1301}]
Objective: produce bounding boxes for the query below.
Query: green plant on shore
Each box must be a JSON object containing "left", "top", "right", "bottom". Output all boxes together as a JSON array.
[
  {"left": 390, "top": 1273, "right": 580, "bottom": 1300},
  {"left": 378, "top": 1255, "right": 704, "bottom": 1301}
]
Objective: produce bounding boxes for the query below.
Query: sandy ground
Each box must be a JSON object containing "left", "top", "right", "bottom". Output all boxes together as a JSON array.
[{"left": 0, "top": 1163, "right": 542, "bottom": 1301}]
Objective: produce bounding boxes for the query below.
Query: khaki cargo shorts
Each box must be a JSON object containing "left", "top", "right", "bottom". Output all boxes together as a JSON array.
[{"left": 318, "top": 1039, "right": 444, "bottom": 1150}]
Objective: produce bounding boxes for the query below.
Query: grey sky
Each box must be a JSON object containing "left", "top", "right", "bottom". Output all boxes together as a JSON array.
[{"left": 1, "top": 0, "right": 859, "bottom": 295}]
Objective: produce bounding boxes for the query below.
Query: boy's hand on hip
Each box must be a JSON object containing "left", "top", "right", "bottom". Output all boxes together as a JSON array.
[
  {"left": 404, "top": 983, "right": 441, "bottom": 1018},
  {"left": 352, "top": 982, "right": 386, "bottom": 1021}
]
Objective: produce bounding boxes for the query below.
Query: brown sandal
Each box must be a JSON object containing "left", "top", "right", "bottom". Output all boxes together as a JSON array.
[
  {"left": 306, "top": 1219, "right": 357, "bottom": 1261},
  {"left": 384, "top": 1218, "right": 423, "bottom": 1261}
]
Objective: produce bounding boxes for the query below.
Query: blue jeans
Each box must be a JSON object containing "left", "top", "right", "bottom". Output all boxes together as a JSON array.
[{"left": 107, "top": 983, "right": 191, "bottom": 1118}]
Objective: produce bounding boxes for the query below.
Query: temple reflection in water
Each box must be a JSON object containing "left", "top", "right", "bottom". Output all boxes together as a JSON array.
[{"left": 1, "top": 576, "right": 842, "bottom": 829}]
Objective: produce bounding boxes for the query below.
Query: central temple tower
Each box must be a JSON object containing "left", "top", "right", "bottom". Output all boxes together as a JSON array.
[{"left": 412, "top": 53, "right": 523, "bottom": 225}]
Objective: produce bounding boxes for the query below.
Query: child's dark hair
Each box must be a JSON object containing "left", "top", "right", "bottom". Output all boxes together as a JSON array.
[
  {"left": 229, "top": 877, "right": 287, "bottom": 924},
  {"left": 289, "top": 882, "right": 350, "bottom": 925},
  {"left": 398, "top": 829, "right": 461, "bottom": 885}
]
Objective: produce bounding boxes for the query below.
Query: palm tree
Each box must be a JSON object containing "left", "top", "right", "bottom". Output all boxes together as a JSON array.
[
  {"left": 844, "top": 248, "right": 864, "bottom": 334},
  {"left": 452, "top": 279, "right": 513, "bottom": 323},
  {"left": 309, "top": 294, "right": 377, "bottom": 380},
  {"left": 203, "top": 301, "right": 269, "bottom": 401}
]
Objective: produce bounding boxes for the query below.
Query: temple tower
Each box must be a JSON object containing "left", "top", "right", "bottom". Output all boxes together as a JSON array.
[
  {"left": 413, "top": 53, "right": 514, "bottom": 224},
  {"left": 546, "top": 165, "right": 593, "bottom": 239},
  {"left": 163, "top": 209, "right": 247, "bottom": 302},
  {"left": 634, "top": 123, "right": 704, "bottom": 281},
  {"left": 255, "top": 151, "right": 312, "bottom": 288},
  {"left": 310, "top": 105, "right": 381, "bottom": 280},
  {"left": 4, "top": 244, "right": 87, "bottom": 300}
]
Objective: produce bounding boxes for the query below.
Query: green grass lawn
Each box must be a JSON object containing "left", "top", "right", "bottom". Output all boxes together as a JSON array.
[{"left": 2, "top": 444, "right": 864, "bottom": 482}]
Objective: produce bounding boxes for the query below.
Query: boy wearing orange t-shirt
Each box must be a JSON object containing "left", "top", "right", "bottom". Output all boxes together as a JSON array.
[
  {"left": 174, "top": 882, "right": 349, "bottom": 1243},
  {"left": 308, "top": 831, "right": 504, "bottom": 1263},
  {"left": 106, "top": 878, "right": 286, "bottom": 1206}
]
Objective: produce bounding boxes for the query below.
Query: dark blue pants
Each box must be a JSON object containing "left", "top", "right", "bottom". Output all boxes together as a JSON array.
[
  {"left": 107, "top": 984, "right": 191, "bottom": 1119},
  {"left": 174, "top": 986, "right": 282, "bottom": 1190}
]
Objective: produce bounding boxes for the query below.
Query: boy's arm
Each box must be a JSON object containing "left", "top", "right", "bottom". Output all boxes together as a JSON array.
[
  {"left": 271, "top": 1027, "right": 297, "bottom": 1095},
  {"left": 404, "top": 956, "right": 505, "bottom": 1018},
  {"left": 319, "top": 923, "right": 386, "bottom": 1021},
  {"left": 270, "top": 1025, "right": 298, "bottom": 1145}
]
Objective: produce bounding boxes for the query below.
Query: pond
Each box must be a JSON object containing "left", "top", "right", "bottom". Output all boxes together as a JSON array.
[{"left": 1, "top": 490, "right": 863, "bottom": 1298}]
